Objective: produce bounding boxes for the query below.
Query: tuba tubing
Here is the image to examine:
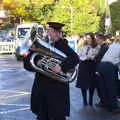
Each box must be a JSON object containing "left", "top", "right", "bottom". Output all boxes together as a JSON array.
[
  {"left": 21, "top": 23, "right": 77, "bottom": 84},
  {"left": 30, "top": 52, "right": 78, "bottom": 84}
]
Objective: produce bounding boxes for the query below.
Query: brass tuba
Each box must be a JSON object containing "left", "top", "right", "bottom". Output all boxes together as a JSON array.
[{"left": 21, "top": 23, "right": 77, "bottom": 84}]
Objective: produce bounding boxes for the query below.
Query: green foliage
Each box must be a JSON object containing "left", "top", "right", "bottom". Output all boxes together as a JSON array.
[
  {"left": 50, "top": 0, "right": 103, "bottom": 35},
  {"left": 110, "top": 0, "right": 120, "bottom": 35},
  {"left": 35, "top": 3, "right": 55, "bottom": 24},
  {"left": 2, "top": 0, "right": 106, "bottom": 35},
  {"left": 19, "top": 0, "right": 54, "bottom": 23}
]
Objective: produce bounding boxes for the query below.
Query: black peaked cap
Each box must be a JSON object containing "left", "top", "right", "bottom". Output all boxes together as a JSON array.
[{"left": 47, "top": 22, "right": 65, "bottom": 31}]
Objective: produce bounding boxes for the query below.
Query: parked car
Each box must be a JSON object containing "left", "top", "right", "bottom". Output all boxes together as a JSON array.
[
  {"left": 0, "top": 29, "right": 15, "bottom": 42},
  {"left": 0, "top": 30, "right": 7, "bottom": 41}
]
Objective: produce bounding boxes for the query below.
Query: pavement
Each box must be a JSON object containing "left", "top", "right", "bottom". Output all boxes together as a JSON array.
[{"left": 0, "top": 55, "right": 120, "bottom": 120}]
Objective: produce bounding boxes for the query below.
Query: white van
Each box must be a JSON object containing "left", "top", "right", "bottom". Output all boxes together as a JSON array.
[{"left": 15, "top": 23, "right": 45, "bottom": 60}]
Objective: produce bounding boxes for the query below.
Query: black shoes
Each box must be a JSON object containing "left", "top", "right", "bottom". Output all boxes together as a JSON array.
[
  {"left": 36, "top": 116, "right": 40, "bottom": 120},
  {"left": 83, "top": 100, "right": 93, "bottom": 106},
  {"left": 105, "top": 106, "right": 120, "bottom": 113},
  {"left": 95, "top": 102, "right": 108, "bottom": 108},
  {"left": 96, "top": 101, "right": 120, "bottom": 113},
  {"left": 83, "top": 100, "right": 88, "bottom": 106},
  {"left": 89, "top": 101, "right": 93, "bottom": 106}
]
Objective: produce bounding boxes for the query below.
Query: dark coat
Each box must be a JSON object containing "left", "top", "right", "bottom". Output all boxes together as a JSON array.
[
  {"left": 97, "top": 62, "right": 118, "bottom": 106},
  {"left": 95, "top": 43, "right": 109, "bottom": 99},
  {"left": 95, "top": 43, "right": 109, "bottom": 65},
  {"left": 76, "top": 44, "right": 109, "bottom": 89},
  {"left": 76, "top": 60, "right": 97, "bottom": 89},
  {"left": 24, "top": 38, "right": 79, "bottom": 119}
]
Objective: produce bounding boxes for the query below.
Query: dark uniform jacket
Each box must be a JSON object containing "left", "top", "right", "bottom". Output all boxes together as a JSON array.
[
  {"left": 23, "top": 38, "right": 79, "bottom": 119},
  {"left": 95, "top": 43, "right": 109, "bottom": 64}
]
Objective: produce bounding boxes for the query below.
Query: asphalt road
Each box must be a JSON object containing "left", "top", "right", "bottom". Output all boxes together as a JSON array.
[{"left": 0, "top": 55, "right": 120, "bottom": 120}]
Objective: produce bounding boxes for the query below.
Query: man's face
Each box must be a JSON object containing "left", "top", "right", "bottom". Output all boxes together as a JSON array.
[
  {"left": 96, "top": 37, "right": 103, "bottom": 45},
  {"left": 47, "top": 28, "right": 60, "bottom": 41}
]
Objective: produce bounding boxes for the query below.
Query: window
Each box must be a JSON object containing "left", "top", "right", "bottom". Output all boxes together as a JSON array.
[{"left": 18, "top": 28, "right": 30, "bottom": 39}]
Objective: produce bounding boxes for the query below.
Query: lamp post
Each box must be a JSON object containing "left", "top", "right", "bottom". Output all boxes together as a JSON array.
[{"left": 61, "top": 6, "right": 73, "bottom": 34}]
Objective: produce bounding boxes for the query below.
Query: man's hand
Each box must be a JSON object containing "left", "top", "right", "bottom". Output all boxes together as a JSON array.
[{"left": 52, "top": 65, "right": 62, "bottom": 73}]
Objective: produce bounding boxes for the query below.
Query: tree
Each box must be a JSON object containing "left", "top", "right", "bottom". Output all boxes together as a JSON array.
[
  {"left": 2, "top": 0, "right": 54, "bottom": 23},
  {"left": 18, "top": 0, "right": 54, "bottom": 23},
  {"left": 2, "top": 0, "right": 106, "bottom": 35},
  {"left": 50, "top": 0, "right": 104, "bottom": 35},
  {"left": 110, "top": 0, "right": 120, "bottom": 35},
  {"left": 2, "top": 0, "right": 27, "bottom": 23}
]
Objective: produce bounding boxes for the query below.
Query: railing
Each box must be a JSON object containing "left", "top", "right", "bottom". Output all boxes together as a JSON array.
[{"left": 0, "top": 41, "right": 16, "bottom": 54}]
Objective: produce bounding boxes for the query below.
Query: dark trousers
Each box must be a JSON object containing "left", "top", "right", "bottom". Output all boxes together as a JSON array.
[
  {"left": 96, "top": 73, "right": 105, "bottom": 104},
  {"left": 98, "top": 62, "right": 118, "bottom": 108},
  {"left": 81, "top": 88, "right": 95, "bottom": 105}
]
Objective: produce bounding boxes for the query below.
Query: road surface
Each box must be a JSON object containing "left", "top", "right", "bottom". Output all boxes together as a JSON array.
[{"left": 0, "top": 55, "right": 120, "bottom": 120}]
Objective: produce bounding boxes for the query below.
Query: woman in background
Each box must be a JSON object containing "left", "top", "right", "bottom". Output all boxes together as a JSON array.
[{"left": 76, "top": 32, "right": 100, "bottom": 106}]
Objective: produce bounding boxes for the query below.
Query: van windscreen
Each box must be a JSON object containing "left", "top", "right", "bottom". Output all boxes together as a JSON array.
[{"left": 18, "top": 28, "right": 30, "bottom": 39}]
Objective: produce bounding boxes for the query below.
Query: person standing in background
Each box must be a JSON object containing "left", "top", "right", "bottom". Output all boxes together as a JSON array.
[
  {"left": 95, "top": 33, "right": 109, "bottom": 107},
  {"left": 76, "top": 32, "right": 100, "bottom": 106},
  {"left": 96, "top": 35, "right": 120, "bottom": 112}
]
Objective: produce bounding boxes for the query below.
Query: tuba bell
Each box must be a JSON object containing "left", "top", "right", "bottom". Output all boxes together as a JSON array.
[{"left": 21, "top": 23, "right": 77, "bottom": 84}]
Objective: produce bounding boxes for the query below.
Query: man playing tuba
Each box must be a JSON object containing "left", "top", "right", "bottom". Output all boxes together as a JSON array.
[{"left": 24, "top": 22, "right": 79, "bottom": 120}]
